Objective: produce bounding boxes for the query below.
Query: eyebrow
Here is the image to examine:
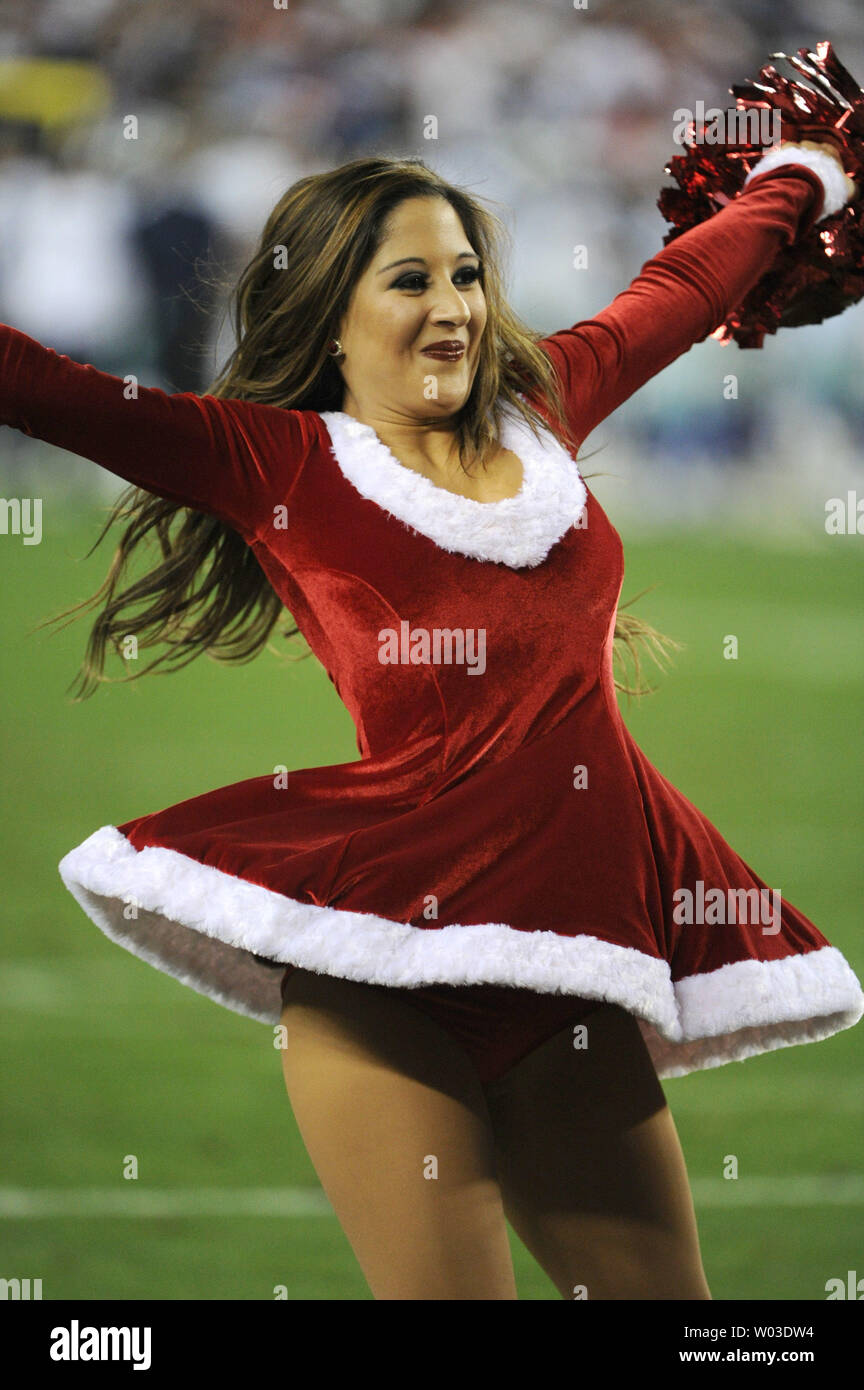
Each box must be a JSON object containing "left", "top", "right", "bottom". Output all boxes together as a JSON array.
[{"left": 377, "top": 253, "right": 481, "bottom": 274}]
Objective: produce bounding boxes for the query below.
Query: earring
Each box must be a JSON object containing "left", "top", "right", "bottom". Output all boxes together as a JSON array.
[{"left": 327, "top": 338, "right": 344, "bottom": 359}]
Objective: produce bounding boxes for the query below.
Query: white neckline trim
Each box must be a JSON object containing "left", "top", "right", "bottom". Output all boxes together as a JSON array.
[{"left": 318, "top": 397, "right": 587, "bottom": 568}]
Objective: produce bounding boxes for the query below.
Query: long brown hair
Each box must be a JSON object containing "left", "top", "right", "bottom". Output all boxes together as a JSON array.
[{"left": 43, "top": 155, "right": 679, "bottom": 700}]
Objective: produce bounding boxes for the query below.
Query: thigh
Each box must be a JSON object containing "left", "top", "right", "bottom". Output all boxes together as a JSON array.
[
  {"left": 278, "top": 967, "right": 518, "bottom": 1300},
  {"left": 483, "top": 1002, "right": 711, "bottom": 1300}
]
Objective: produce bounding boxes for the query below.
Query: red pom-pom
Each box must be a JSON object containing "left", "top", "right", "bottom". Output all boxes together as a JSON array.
[{"left": 658, "top": 41, "right": 864, "bottom": 348}]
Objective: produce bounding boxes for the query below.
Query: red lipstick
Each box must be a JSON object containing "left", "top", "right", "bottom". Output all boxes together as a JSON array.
[{"left": 420, "top": 340, "right": 466, "bottom": 361}]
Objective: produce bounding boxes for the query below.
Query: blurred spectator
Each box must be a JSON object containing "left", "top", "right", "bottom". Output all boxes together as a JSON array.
[
  {"left": 131, "top": 199, "right": 222, "bottom": 393},
  {"left": 0, "top": 0, "right": 861, "bottom": 518}
]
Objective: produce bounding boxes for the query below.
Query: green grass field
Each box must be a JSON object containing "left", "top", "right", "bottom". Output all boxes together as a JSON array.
[{"left": 1, "top": 498, "right": 862, "bottom": 1300}]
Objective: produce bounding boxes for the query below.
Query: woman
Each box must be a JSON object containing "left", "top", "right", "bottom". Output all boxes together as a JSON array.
[{"left": 3, "top": 139, "right": 861, "bottom": 1301}]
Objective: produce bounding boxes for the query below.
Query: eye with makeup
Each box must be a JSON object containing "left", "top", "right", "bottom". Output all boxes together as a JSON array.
[{"left": 391, "top": 266, "right": 482, "bottom": 291}]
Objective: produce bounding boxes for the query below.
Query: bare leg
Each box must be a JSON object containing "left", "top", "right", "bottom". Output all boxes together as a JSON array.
[
  {"left": 278, "top": 967, "right": 518, "bottom": 1300},
  {"left": 483, "top": 1001, "right": 712, "bottom": 1300}
]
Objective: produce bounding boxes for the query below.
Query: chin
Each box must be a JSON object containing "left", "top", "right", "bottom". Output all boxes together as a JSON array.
[
  {"left": 429, "top": 399, "right": 467, "bottom": 420},
  {"left": 426, "top": 383, "right": 469, "bottom": 408}
]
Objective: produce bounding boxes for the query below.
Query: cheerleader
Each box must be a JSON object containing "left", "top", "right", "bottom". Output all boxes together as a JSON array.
[{"left": 3, "top": 135, "right": 861, "bottom": 1300}]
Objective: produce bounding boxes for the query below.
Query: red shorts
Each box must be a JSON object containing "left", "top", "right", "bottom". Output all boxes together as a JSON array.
[{"left": 279, "top": 965, "right": 603, "bottom": 1087}]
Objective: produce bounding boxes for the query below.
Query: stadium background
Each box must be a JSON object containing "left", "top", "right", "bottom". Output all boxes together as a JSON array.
[{"left": 1, "top": 0, "right": 862, "bottom": 1299}]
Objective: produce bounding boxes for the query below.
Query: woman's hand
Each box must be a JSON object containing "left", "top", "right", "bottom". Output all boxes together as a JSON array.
[{"left": 793, "top": 139, "right": 858, "bottom": 201}]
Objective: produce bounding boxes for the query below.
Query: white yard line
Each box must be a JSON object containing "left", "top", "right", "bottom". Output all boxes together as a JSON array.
[
  {"left": 689, "top": 1176, "right": 864, "bottom": 1207},
  {"left": 0, "top": 1178, "right": 862, "bottom": 1218},
  {"left": 0, "top": 1188, "right": 333, "bottom": 1217}
]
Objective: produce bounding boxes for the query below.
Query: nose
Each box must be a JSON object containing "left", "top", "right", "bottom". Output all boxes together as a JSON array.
[{"left": 429, "top": 281, "right": 471, "bottom": 327}]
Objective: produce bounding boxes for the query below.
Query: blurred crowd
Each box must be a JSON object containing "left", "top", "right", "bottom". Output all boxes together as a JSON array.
[{"left": 0, "top": 0, "right": 862, "bottom": 519}]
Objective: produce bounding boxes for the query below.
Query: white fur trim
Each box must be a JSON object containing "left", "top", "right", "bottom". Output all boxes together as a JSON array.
[
  {"left": 638, "top": 949, "right": 864, "bottom": 1078},
  {"left": 743, "top": 143, "right": 852, "bottom": 220},
  {"left": 58, "top": 825, "right": 864, "bottom": 1080},
  {"left": 318, "top": 397, "right": 587, "bottom": 568}
]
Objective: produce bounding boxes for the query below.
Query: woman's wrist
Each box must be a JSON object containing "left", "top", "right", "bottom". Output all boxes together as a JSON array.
[{"left": 742, "top": 141, "right": 857, "bottom": 221}]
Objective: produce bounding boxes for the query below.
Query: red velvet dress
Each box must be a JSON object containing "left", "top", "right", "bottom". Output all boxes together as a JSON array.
[{"left": 3, "top": 162, "right": 862, "bottom": 1080}]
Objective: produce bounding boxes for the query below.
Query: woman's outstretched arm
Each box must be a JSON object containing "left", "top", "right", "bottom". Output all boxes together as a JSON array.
[
  {"left": 539, "top": 147, "right": 855, "bottom": 446},
  {"left": 0, "top": 325, "right": 317, "bottom": 536}
]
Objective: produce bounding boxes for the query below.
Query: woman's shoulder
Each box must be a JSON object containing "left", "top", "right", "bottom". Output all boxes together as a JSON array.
[{"left": 207, "top": 395, "right": 332, "bottom": 453}]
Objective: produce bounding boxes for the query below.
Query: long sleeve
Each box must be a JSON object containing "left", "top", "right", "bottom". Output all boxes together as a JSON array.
[
  {"left": 539, "top": 164, "right": 829, "bottom": 445},
  {"left": 0, "top": 325, "right": 318, "bottom": 537}
]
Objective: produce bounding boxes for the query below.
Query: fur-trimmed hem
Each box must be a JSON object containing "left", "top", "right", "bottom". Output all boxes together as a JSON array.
[
  {"left": 57, "top": 825, "right": 864, "bottom": 1080},
  {"left": 638, "top": 948, "right": 863, "bottom": 1078}
]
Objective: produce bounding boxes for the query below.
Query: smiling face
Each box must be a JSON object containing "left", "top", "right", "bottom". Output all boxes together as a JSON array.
[{"left": 334, "top": 195, "right": 487, "bottom": 424}]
